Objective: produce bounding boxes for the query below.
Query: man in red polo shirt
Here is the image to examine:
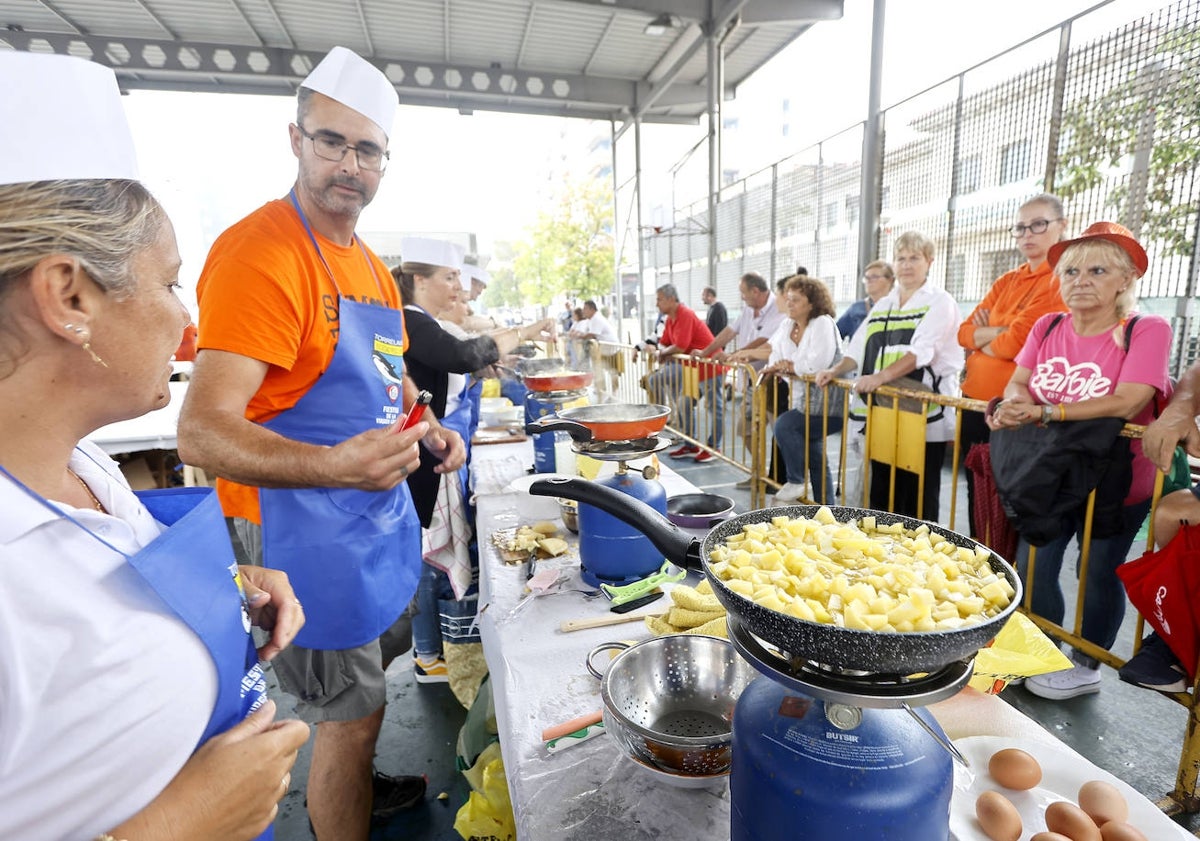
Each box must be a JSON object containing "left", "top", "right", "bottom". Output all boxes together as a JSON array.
[{"left": 643, "top": 284, "right": 719, "bottom": 458}]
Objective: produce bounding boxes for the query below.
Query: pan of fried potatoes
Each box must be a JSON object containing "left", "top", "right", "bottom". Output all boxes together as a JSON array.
[{"left": 529, "top": 477, "right": 1022, "bottom": 674}]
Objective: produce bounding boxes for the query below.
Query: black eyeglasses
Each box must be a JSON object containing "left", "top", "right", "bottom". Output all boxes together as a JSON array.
[
  {"left": 297, "top": 126, "right": 389, "bottom": 172},
  {"left": 1010, "top": 218, "right": 1062, "bottom": 237}
]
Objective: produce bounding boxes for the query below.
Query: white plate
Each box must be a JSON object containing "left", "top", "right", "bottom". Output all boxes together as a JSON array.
[
  {"left": 949, "top": 735, "right": 1190, "bottom": 840},
  {"left": 506, "top": 472, "right": 577, "bottom": 494}
]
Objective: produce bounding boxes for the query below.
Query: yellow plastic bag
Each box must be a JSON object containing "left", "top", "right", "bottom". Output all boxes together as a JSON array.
[
  {"left": 969, "top": 612, "right": 1074, "bottom": 694},
  {"left": 453, "top": 755, "right": 515, "bottom": 841}
]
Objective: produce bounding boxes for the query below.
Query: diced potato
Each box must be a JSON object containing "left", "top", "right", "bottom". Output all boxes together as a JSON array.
[{"left": 709, "top": 510, "right": 1012, "bottom": 633}]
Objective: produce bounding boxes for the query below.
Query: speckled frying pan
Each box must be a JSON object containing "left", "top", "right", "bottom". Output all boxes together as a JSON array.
[{"left": 529, "top": 477, "right": 1022, "bottom": 675}]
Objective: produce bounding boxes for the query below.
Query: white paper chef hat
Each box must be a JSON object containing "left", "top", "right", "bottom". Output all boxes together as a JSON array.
[
  {"left": 301, "top": 46, "right": 398, "bottom": 138},
  {"left": 401, "top": 237, "right": 466, "bottom": 274},
  {"left": 466, "top": 265, "right": 492, "bottom": 288},
  {"left": 0, "top": 51, "right": 139, "bottom": 186}
]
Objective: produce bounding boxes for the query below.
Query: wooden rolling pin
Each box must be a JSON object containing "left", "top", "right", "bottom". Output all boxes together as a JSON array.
[{"left": 559, "top": 612, "right": 664, "bottom": 633}]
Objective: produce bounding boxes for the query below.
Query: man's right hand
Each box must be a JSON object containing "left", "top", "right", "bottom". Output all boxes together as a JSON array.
[
  {"left": 1143, "top": 406, "right": 1200, "bottom": 473},
  {"left": 323, "top": 421, "right": 427, "bottom": 490}
]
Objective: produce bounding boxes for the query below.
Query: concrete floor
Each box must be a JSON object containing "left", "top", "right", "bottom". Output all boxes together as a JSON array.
[{"left": 271, "top": 446, "right": 1200, "bottom": 839}]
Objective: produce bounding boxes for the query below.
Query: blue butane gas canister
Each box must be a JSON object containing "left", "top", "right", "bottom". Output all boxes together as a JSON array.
[
  {"left": 730, "top": 676, "right": 953, "bottom": 841},
  {"left": 525, "top": 389, "right": 588, "bottom": 473},
  {"left": 577, "top": 467, "right": 668, "bottom": 587}
]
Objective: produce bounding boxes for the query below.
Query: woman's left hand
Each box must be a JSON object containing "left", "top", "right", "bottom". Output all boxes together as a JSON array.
[
  {"left": 239, "top": 566, "right": 305, "bottom": 662},
  {"left": 986, "top": 397, "right": 1041, "bottom": 430}
]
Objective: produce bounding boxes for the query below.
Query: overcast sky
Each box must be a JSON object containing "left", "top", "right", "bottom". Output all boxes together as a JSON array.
[{"left": 121, "top": 0, "right": 1129, "bottom": 314}]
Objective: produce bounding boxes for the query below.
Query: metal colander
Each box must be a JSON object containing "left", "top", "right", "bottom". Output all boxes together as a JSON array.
[{"left": 586, "top": 635, "right": 756, "bottom": 776}]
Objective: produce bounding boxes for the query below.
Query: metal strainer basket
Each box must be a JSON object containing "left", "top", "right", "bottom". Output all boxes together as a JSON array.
[{"left": 586, "top": 635, "right": 756, "bottom": 776}]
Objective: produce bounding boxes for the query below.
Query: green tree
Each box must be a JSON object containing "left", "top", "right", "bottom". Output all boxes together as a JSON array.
[
  {"left": 511, "top": 177, "right": 615, "bottom": 304},
  {"left": 1055, "top": 27, "right": 1200, "bottom": 256}
]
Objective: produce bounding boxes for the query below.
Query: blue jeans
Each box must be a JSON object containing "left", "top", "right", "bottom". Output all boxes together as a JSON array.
[
  {"left": 412, "top": 561, "right": 454, "bottom": 658},
  {"left": 681, "top": 376, "right": 724, "bottom": 448},
  {"left": 774, "top": 409, "right": 844, "bottom": 503},
  {"left": 1015, "top": 498, "right": 1152, "bottom": 666}
]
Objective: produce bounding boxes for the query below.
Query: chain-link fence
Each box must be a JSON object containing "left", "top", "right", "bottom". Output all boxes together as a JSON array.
[{"left": 626, "top": 0, "right": 1200, "bottom": 376}]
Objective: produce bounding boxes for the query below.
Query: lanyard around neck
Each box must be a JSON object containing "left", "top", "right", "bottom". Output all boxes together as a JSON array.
[{"left": 287, "top": 189, "right": 386, "bottom": 301}]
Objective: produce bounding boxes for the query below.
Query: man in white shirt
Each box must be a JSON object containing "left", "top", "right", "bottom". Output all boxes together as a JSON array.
[
  {"left": 693, "top": 272, "right": 787, "bottom": 454},
  {"left": 577, "top": 299, "right": 621, "bottom": 399}
]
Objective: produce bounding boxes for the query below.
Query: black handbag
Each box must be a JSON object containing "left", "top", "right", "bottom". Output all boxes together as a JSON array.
[{"left": 990, "top": 418, "right": 1132, "bottom": 546}]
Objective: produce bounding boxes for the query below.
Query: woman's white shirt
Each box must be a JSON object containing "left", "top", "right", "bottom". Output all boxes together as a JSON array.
[
  {"left": 0, "top": 440, "right": 217, "bottom": 839},
  {"left": 767, "top": 314, "right": 841, "bottom": 410}
]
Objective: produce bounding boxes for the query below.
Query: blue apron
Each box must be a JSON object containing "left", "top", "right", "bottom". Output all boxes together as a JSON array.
[
  {"left": 258, "top": 192, "right": 421, "bottom": 650},
  {"left": 1, "top": 468, "right": 272, "bottom": 839}
]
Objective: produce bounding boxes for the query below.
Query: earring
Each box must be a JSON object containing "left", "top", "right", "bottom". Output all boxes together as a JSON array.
[
  {"left": 78, "top": 333, "right": 109, "bottom": 368},
  {"left": 64, "top": 323, "right": 84, "bottom": 334}
]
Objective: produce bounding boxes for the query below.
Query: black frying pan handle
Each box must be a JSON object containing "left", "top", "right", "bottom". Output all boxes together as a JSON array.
[
  {"left": 528, "top": 477, "right": 702, "bottom": 569},
  {"left": 523, "top": 418, "right": 594, "bottom": 442}
]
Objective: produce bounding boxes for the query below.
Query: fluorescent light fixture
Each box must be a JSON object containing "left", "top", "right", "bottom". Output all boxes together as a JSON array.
[{"left": 644, "top": 13, "right": 680, "bottom": 36}]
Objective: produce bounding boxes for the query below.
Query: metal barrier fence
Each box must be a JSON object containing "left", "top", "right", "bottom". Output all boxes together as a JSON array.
[
  {"left": 625, "top": 0, "right": 1200, "bottom": 377},
  {"left": 746, "top": 372, "right": 1200, "bottom": 814}
]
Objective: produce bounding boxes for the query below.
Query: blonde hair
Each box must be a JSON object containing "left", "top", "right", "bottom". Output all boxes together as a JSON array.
[
  {"left": 893, "top": 231, "right": 935, "bottom": 262},
  {"left": 0, "top": 179, "right": 165, "bottom": 301},
  {"left": 1056, "top": 239, "right": 1141, "bottom": 345}
]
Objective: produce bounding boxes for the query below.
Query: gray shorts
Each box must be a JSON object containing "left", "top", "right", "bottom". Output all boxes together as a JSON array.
[{"left": 232, "top": 517, "right": 413, "bottom": 723}]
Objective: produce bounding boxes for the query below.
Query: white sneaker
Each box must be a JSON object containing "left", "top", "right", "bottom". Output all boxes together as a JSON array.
[
  {"left": 774, "top": 483, "right": 806, "bottom": 503},
  {"left": 1025, "top": 665, "right": 1101, "bottom": 700}
]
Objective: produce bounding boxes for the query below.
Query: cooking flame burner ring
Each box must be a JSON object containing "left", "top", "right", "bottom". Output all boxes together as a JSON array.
[
  {"left": 728, "top": 614, "right": 973, "bottom": 709},
  {"left": 571, "top": 434, "right": 673, "bottom": 461}
]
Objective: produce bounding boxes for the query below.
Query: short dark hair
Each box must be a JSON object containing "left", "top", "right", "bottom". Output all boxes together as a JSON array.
[
  {"left": 702, "top": 286, "right": 717, "bottom": 297},
  {"left": 583, "top": 299, "right": 598, "bottom": 311},
  {"left": 796, "top": 266, "right": 809, "bottom": 276},
  {"left": 740, "top": 272, "right": 768, "bottom": 294}
]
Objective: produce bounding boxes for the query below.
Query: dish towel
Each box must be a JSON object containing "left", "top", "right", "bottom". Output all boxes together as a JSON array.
[{"left": 422, "top": 469, "right": 473, "bottom": 600}]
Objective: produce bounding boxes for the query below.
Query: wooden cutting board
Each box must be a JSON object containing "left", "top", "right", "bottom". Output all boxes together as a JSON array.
[{"left": 473, "top": 426, "right": 527, "bottom": 445}]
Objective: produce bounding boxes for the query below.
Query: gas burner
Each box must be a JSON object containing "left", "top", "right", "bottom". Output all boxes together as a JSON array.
[
  {"left": 571, "top": 434, "right": 673, "bottom": 462},
  {"left": 728, "top": 613, "right": 972, "bottom": 709},
  {"left": 526, "top": 386, "right": 589, "bottom": 400}
]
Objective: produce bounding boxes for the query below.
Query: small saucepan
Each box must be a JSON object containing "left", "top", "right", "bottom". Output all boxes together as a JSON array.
[
  {"left": 666, "top": 493, "right": 736, "bottom": 529},
  {"left": 525, "top": 404, "right": 670, "bottom": 442}
]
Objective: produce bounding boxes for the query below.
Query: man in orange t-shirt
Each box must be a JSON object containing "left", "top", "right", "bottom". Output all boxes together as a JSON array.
[
  {"left": 957, "top": 193, "right": 1068, "bottom": 538},
  {"left": 178, "top": 47, "right": 465, "bottom": 840}
]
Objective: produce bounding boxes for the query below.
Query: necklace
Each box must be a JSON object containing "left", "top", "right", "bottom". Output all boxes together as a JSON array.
[{"left": 69, "top": 468, "right": 105, "bottom": 513}]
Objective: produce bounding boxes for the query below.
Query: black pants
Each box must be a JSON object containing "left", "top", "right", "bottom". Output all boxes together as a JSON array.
[
  {"left": 869, "top": 441, "right": 947, "bottom": 522},
  {"left": 959, "top": 408, "right": 990, "bottom": 538}
]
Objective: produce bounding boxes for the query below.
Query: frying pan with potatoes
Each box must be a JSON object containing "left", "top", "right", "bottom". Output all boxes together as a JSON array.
[{"left": 530, "top": 477, "right": 1022, "bottom": 675}]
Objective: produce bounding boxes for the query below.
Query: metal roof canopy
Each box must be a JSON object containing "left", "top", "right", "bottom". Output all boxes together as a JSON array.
[{"left": 0, "top": 0, "right": 842, "bottom": 126}]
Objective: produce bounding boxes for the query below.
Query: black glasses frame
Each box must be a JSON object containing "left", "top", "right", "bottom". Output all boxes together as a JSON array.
[{"left": 297, "top": 125, "right": 389, "bottom": 172}]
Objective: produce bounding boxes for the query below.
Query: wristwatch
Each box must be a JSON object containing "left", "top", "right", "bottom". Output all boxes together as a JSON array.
[{"left": 1040, "top": 404, "right": 1053, "bottom": 426}]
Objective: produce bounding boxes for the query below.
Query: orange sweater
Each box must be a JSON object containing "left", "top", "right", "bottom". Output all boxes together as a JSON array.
[{"left": 957, "top": 261, "right": 1066, "bottom": 400}]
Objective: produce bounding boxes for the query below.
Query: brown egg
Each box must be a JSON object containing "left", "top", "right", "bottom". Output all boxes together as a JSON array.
[
  {"left": 1077, "top": 780, "right": 1129, "bottom": 826},
  {"left": 976, "top": 790, "right": 1022, "bottom": 841},
  {"left": 1030, "top": 833, "right": 1074, "bottom": 841},
  {"left": 1098, "top": 821, "right": 1149, "bottom": 841},
  {"left": 1045, "top": 800, "right": 1102, "bottom": 841},
  {"left": 988, "top": 747, "right": 1044, "bottom": 790}
]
